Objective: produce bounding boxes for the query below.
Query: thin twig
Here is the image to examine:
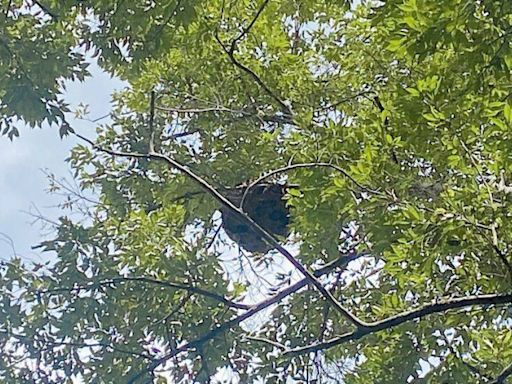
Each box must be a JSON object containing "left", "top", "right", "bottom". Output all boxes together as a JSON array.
[
  {"left": 240, "top": 162, "right": 383, "bottom": 209},
  {"left": 156, "top": 105, "right": 236, "bottom": 114},
  {"left": 156, "top": 103, "right": 294, "bottom": 126},
  {"left": 218, "top": 35, "right": 292, "bottom": 116},
  {"left": 33, "top": 0, "right": 58, "bottom": 19},
  {"left": 43, "top": 169, "right": 101, "bottom": 206},
  {"left": 460, "top": 139, "right": 494, "bottom": 204},
  {"left": 88, "top": 113, "right": 112, "bottom": 123},
  {"left": 459, "top": 140, "right": 512, "bottom": 278},
  {"left": 230, "top": 0, "right": 271, "bottom": 51},
  {"left": 150, "top": 0, "right": 183, "bottom": 39},
  {"left": 149, "top": 90, "right": 156, "bottom": 153},
  {"left": 4, "top": 0, "right": 12, "bottom": 17},
  {"left": 245, "top": 335, "right": 286, "bottom": 350},
  {"left": 215, "top": 0, "right": 293, "bottom": 117},
  {"left": 205, "top": 223, "right": 223, "bottom": 251},
  {"left": 443, "top": 341, "right": 491, "bottom": 381},
  {"left": 315, "top": 91, "right": 374, "bottom": 112},
  {"left": 161, "top": 129, "right": 200, "bottom": 141},
  {"left": 491, "top": 243, "right": 512, "bottom": 279},
  {"left": 153, "top": 293, "right": 192, "bottom": 326}
]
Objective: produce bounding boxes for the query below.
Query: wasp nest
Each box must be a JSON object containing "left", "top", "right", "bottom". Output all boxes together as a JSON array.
[{"left": 221, "top": 183, "right": 290, "bottom": 253}]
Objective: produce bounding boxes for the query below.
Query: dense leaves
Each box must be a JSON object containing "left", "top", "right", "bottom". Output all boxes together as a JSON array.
[{"left": 1, "top": 0, "right": 512, "bottom": 383}]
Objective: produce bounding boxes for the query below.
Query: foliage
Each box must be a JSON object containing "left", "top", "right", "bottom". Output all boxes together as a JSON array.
[{"left": 1, "top": 0, "right": 512, "bottom": 383}]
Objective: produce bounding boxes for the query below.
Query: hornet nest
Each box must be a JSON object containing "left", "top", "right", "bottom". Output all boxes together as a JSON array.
[{"left": 221, "top": 183, "right": 292, "bottom": 253}]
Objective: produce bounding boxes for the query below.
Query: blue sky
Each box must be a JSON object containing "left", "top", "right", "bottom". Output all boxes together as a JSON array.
[{"left": 0, "top": 63, "right": 125, "bottom": 263}]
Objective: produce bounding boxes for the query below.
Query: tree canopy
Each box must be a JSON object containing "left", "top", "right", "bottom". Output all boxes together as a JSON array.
[{"left": 1, "top": 0, "right": 512, "bottom": 382}]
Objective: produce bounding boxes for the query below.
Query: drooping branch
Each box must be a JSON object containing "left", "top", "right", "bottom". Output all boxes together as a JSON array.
[
  {"left": 37, "top": 276, "right": 250, "bottom": 310},
  {"left": 217, "top": 37, "right": 293, "bottom": 117},
  {"left": 284, "top": 293, "right": 512, "bottom": 357}
]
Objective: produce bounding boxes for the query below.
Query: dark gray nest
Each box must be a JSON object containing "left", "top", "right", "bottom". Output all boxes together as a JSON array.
[{"left": 221, "top": 183, "right": 290, "bottom": 253}]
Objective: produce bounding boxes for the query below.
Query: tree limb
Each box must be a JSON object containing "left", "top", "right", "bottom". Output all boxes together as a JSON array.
[
  {"left": 215, "top": 0, "right": 293, "bottom": 117},
  {"left": 230, "top": 0, "right": 271, "bottom": 51},
  {"left": 240, "top": 162, "right": 384, "bottom": 208},
  {"left": 284, "top": 293, "right": 512, "bottom": 357},
  {"left": 37, "top": 276, "right": 250, "bottom": 310}
]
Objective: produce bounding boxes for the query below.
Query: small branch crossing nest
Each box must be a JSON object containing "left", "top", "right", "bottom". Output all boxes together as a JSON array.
[{"left": 221, "top": 183, "right": 290, "bottom": 253}]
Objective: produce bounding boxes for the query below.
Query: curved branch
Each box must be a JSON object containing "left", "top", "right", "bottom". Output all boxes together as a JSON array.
[
  {"left": 0, "top": 330, "right": 149, "bottom": 359},
  {"left": 240, "top": 162, "right": 384, "bottom": 208},
  {"left": 284, "top": 293, "right": 512, "bottom": 357},
  {"left": 230, "top": 0, "right": 271, "bottom": 51},
  {"left": 214, "top": 0, "right": 293, "bottom": 117},
  {"left": 218, "top": 38, "right": 293, "bottom": 116},
  {"left": 38, "top": 276, "right": 250, "bottom": 310}
]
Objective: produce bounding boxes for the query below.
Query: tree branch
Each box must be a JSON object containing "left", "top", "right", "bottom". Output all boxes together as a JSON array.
[
  {"left": 491, "top": 360, "right": 512, "bottom": 384},
  {"left": 150, "top": 0, "right": 183, "bottom": 40},
  {"left": 156, "top": 105, "right": 236, "bottom": 114},
  {"left": 245, "top": 335, "right": 286, "bottom": 350},
  {"left": 230, "top": 0, "right": 271, "bottom": 51},
  {"left": 218, "top": 38, "right": 293, "bottom": 117},
  {"left": 126, "top": 251, "right": 364, "bottom": 383},
  {"left": 240, "top": 162, "right": 384, "bottom": 208},
  {"left": 38, "top": 276, "right": 250, "bottom": 310},
  {"left": 491, "top": 243, "right": 512, "bottom": 280},
  {"left": 3, "top": 0, "right": 12, "bottom": 18},
  {"left": 156, "top": 103, "right": 295, "bottom": 125},
  {"left": 215, "top": 0, "right": 293, "bottom": 117},
  {"left": 32, "top": 0, "right": 58, "bottom": 19},
  {"left": 315, "top": 90, "right": 375, "bottom": 112},
  {"left": 161, "top": 129, "right": 200, "bottom": 141},
  {"left": 149, "top": 90, "right": 156, "bottom": 153},
  {"left": 284, "top": 293, "right": 512, "bottom": 357}
]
